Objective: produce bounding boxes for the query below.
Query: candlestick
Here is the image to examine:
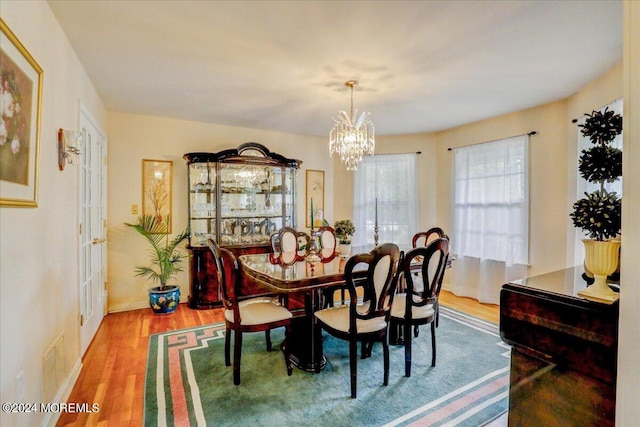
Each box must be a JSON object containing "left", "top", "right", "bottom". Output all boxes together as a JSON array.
[
  {"left": 374, "top": 197, "right": 379, "bottom": 246},
  {"left": 375, "top": 198, "right": 378, "bottom": 227}
]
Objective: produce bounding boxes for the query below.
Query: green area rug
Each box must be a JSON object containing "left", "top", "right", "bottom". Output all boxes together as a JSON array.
[{"left": 145, "top": 307, "right": 510, "bottom": 426}]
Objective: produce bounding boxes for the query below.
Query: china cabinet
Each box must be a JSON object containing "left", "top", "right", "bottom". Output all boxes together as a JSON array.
[{"left": 183, "top": 142, "right": 302, "bottom": 308}]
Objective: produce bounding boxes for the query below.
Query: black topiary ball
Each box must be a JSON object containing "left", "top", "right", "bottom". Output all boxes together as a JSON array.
[
  {"left": 570, "top": 190, "right": 621, "bottom": 241},
  {"left": 578, "top": 146, "right": 623, "bottom": 183},
  {"left": 578, "top": 108, "right": 623, "bottom": 146}
]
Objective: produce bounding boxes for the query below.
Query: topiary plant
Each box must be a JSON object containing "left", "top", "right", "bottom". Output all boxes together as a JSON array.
[
  {"left": 570, "top": 108, "right": 622, "bottom": 241},
  {"left": 334, "top": 219, "right": 356, "bottom": 244}
]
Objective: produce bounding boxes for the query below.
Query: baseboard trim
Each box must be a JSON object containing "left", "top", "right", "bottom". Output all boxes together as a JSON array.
[
  {"left": 108, "top": 300, "right": 188, "bottom": 314},
  {"left": 41, "top": 358, "right": 82, "bottom": 427}
]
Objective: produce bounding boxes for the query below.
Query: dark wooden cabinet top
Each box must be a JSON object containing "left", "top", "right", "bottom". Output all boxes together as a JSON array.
[{"left": 500, "top": 266, "right": 619, "bottom": 384}]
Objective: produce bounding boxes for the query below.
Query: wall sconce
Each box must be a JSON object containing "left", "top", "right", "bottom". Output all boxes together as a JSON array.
[{"left": 58, "top": 128, "right": 83, "bottom": 170}]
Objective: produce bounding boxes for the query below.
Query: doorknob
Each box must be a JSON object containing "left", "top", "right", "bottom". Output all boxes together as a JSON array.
[{"left": 92, "top": 237, "right": 106, "bottom": 245}]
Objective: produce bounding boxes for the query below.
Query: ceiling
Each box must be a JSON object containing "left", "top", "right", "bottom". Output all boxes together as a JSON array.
[{"left": 48, "top": 1, "right": 622, "bottom": 137}]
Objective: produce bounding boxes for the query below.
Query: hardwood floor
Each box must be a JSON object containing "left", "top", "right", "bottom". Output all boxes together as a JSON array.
[{"left": 56, "top": 290, "right": 498, "bottom": 426}]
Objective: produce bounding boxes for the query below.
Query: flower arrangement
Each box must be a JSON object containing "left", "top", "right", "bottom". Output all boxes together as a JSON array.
[
  {"left": 570, "top": 108, "right": 622, "bottom": 241},
  {"left": 334, "top": 219, "right": 356, "bottom": 244}
]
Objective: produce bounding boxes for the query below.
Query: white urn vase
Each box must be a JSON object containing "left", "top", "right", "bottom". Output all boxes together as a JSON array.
[
  {"left": 579, "top": 239, "right": 620, "bottom": 303},
  {"left": 339, "top": 243, "right": 351, "bottom": 258}
]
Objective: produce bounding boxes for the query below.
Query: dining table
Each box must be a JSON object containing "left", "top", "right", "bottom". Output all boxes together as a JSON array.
[
  {"left": 238, "top": 245, "right": 450, "bottom": 372},
  {"left": 239, "top": 248, "right": 360, "bottom": 372}
]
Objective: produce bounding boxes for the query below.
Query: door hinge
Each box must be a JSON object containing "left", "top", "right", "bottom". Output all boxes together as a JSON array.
[
  {"left": 80, "top": 314, "right": 85, "bottom": 327},
  {"left": 79, "top": 224, "right": 82, "bottom": 235}
]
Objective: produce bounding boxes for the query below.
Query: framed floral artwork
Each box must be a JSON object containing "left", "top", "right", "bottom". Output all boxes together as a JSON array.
[
  {"left": 142, "top": 159, "right": 173, "bottom": 233},
  {"left": 305, "top": 169, "right": 324, "bottom": 229},
  {"left": 0, "top": 18, "right": 43, "bottom": 207}
]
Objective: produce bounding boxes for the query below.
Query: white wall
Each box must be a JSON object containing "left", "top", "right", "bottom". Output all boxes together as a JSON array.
[
  {"left": 617, "top": 1, "right": 640, "bottom": 423},
  {"left": 106, "top": 112, "right": 330, "bottom": 311},
  {"left": 0, "top": 2, "right": 107, "bottom": 427}
]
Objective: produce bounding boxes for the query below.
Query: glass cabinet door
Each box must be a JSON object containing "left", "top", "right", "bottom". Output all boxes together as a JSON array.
[
  {"left": 188, "top": 162, "right": 217, "bottom": 246},
  {"left": 185, "top": 143, "right": 300, "bottom": 249},
  {"left": 218, "top": 163, "right": 293, "bottom": 247}
]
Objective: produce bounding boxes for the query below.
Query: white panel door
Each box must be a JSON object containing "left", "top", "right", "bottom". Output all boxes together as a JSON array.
[{"left": 79, "top": 107, "right": 107, "bottom": 355}]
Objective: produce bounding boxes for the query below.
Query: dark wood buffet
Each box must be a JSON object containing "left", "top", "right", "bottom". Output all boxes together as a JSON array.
[{"left": 500, "top": 267, "right": 619, "bottom": 426}]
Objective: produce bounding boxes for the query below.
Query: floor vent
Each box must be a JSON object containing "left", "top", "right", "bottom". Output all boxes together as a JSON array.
[{"left": 43, "top": 333, "right": 65, "bottom": 401}]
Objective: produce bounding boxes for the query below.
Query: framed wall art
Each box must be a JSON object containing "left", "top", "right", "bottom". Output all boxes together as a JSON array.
[
  {"left": 0, "top": 18, "right": 43, "bottom": 207},
  {"left": 142, "top": 159, "right": 173, "bottom": 233},
  {"left": 305, "top": 169, "right": 324, "bottom": 229}
]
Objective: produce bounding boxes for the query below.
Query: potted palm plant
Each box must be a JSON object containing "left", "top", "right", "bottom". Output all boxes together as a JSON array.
[
  {"left": 125, "top": 215, "right": 190, "bottom": 314},
  {"left": 334, "top": 219, "right": 356, "bottom": 258},
  {"left": 570, "top": 107, "right": 622, "bottom": 302}
]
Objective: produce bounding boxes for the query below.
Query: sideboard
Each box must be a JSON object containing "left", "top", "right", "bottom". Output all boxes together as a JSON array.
[{"left": 500, "top": 267, "right": 619, "bottom": 426}]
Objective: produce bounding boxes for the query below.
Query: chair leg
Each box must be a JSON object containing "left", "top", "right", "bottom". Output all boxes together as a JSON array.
[
  {"left": 404, "top": 322, "right": 412, "bottom": 377},
  {"left": 350, "top": 339, "right": 358, "bottom": 398},
  {"left": 283, "top": 324, "right": 293, "bottom": 376},
  {"left": 435, "top": 302, "right": 440, "bottom": 328},
  {"left": 361, "top": 341, "right": 373, "bottom": 359},
  {"left": 224, "top": 327, "right": 231, "bottom": 366},
  {"left": 414, "top": 324, "right": 420, "bottom": 338},
  {"left": 233, "top": 330, "right": 242, "bottom": 385},
  {"left": 265, "top": 330, "right": 272, "bottom": 352},
  {"left": 383, "top": 337, "right": 390, "bottom": 386},
  {"left": 430, "top": 321, "right": 436, "bottom": 367}
]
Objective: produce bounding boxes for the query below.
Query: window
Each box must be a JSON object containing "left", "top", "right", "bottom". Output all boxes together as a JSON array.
[
  {"left": 452, "top": 134, "right": 529, "bottom": 265},
  {"left": 449, "top": 134, "right": 529, "bottom": 304},
  {"left": 352, "top": 153, "right": 418, "bottom": 248}
]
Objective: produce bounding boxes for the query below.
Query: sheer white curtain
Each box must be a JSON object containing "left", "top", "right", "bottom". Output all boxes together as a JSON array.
[
  {"left": 352, "top": 153, "right": 418, "bottom": 249},
  {"left": 450, "top": 134, "right": 529, "bottom": 304},
  {"left": 574, "top": 98, "right": 623, "bottom": 265}
]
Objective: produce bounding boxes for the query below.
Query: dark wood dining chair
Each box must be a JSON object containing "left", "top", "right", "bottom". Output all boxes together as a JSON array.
[
  {"left": 390, "top": 238, "right": 449, "bottom": 377},
  {"left": 317, "top": 225, "right": 337, "bottom": 253},
  {"left": 411, "top": 227, "right": 449, "bottom": 329},
  {"left": 270, "top": 226, "right": 310, "bottom": 255},
  {"left": 207, "top": 239, "right": 293, "bottom": 385},
  {"left": 314, "top": 243, "right": 401, "bottom": 398},
  {"left": 412, "top": 227, "right": 448, "bottom": 248},
  {"left": 314, "top": 226, "right": 343, "bottom": 306}
]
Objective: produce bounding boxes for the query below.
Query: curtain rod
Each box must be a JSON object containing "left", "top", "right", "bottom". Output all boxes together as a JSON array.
[
  {"left": 571, "top": 97, "right": 623, "bottom": 123},
  {"left": 447, "top": 131, "right": 536, "bottom": 151},
  {"left": 375, "top": 151, "right": 422, "bottom": 155}
]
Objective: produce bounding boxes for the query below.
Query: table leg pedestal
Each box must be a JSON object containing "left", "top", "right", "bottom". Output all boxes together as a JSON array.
[{"left": 287, "top": 290, "right": 327, "bottom": 372}]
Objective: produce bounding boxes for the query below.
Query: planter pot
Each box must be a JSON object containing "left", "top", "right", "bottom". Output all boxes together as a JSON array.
[
  {"left": 339, "top": 243, "right": 351, "bottom": 258},
  {"left": 149, "top": 285, "right": 181, "bottom": 315},
  {"left": 578, "top": 240, "right": 620, "bottom": 303}
]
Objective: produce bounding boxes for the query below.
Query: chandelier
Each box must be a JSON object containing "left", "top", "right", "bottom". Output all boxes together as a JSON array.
[{"left": 329, "top": 80, "right": 375, "bottom": 171}]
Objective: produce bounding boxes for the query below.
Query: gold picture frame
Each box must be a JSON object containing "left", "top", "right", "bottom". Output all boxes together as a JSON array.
[
  {"left": 142, "top": 159, "right": 173, "bottom": 233},
  {"left": 0, "top": 18, "right": 43, "bottom": 207},
  {"left": 305, "top": 169, "right": 324, "bottom": 228}
]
